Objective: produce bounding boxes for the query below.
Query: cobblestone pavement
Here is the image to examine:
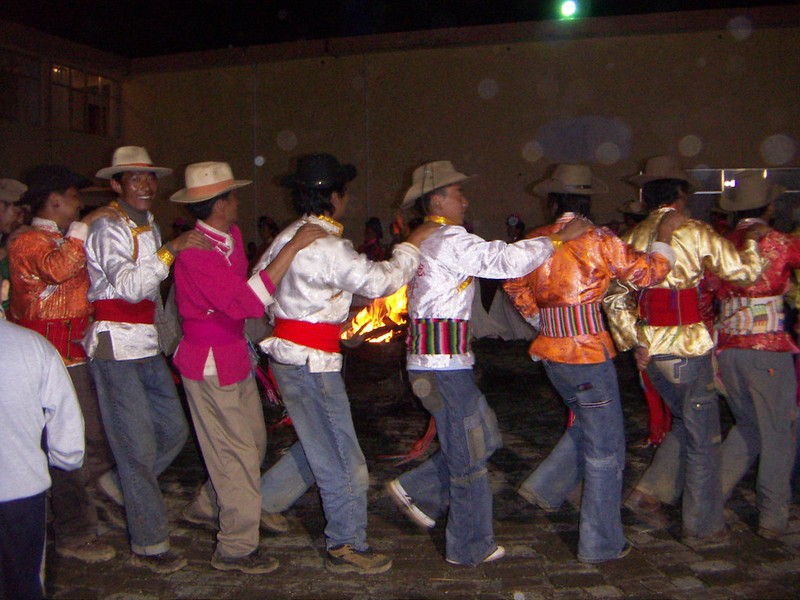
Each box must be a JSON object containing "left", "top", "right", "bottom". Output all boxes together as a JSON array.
[{"left": 47, "top": 340, "right": 800, "bottom": 599}]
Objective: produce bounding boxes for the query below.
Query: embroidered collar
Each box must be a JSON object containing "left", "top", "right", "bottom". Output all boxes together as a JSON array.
[
  {"left": 554, "top": 212, "right": 578, "bottom": 226},
  {"left": 306, "top": 214, "right": 343, "bottom": 237},
  {"left": 31, "top": 217, "right": 61, "bottom": 233},
  {"left": 196, "top": 220, "right": 233, "bottom": 259},
  {"left": 736, "top": 218, "right": 768, "bottom": 231},
  {"left": 425, "top": 215, "right": 459, "bottom": 226}
]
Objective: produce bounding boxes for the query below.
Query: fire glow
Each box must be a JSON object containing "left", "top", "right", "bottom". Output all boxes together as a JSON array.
[{"left": 341, "top": 285, "right": 408, "bottom": 345}]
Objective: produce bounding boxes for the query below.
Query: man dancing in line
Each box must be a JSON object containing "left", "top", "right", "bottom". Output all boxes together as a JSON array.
[
  {"left": 256, "top": 153, "right": 432, "bottom": 575},
  {"left": 605, "top": 155, "right": 765, "bottom": 550},
  {"left": 385, "top": 160, "right": 589, "bottom": 566},
  {"left": 504, "top": 163, "right": 679, "bottom": 563}
]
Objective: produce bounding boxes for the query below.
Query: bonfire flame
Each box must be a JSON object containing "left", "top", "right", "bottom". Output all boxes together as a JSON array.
[{"left": 341, "top": 285, "right": 407, "bottom": 347}]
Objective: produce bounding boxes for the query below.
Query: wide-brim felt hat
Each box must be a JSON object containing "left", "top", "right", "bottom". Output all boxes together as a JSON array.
[
  {"left": 628, "top": 155, "right": 701, "bottom": 191},
  {"left": 0, "top": 178, "right": 27, "bottom": 204},
  {"left": 19, "top": 165, "right": 92, "bottom": 205},
  {"left": 96, "top": 146, "right": 173, "bottom": 179},
  {"left": 719, "top": 173, "right": 785, "bottom": 212},
  {"left": 533, "top": 164, "right": 608, "bottom": 197},
  {"left": 281, "top": 153, "right": 356, "bottom": 190},
  {"left": 170, "top": 162, "right": 251, "bottom": 203},
  {"left": 401, "top": 161, "right": 476, "bottom": 209}
]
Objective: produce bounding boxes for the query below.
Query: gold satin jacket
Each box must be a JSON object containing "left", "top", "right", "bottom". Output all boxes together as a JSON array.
[
  {"left": 604, "top": 207, "right": 765, "bottom": 358},
  {"left": 504, "top": 214, "right": 672, "bottom": 364}
]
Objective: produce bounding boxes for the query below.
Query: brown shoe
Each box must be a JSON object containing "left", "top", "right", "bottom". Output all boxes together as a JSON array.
[
  {"left": 624, "top": 489, "right": 662, "bottom": 513},
  {"left": 260, "top": 511, "right": 290, "bottom": 534},
  {"left": 130, "top": 550, "right": 187, "bottom": 574},
  {"left": 56, "top": 538, "right": 116, "bottom": 563},
  {"left": 682, "top": 525, "right": 731, "bottom": 551},
  {"left": 180, "top": 503, "right": 218, "bottom": 531},
  {"left": 211, "top": 549, "right": 279, "bottom": 574},
  {"left": 325, "top": 544, "right": 392, "bottom": 575}
]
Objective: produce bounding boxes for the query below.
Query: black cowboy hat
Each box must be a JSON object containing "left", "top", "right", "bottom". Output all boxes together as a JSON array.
[
  {"left": 19, "top": 164, "right": 93, "bottom": 210},
  {"left": 281, "top": 153, "right": 356, "bottom": 190}
]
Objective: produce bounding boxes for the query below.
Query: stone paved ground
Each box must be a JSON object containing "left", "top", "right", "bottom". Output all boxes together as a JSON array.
[{"left": 47, "top": 340, "right": 800, "bottom": 599}]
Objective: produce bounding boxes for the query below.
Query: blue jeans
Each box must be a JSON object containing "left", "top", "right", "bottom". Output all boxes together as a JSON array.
[
  {"left": 260, "top": 441, "right": 316, "bottom": 514},
  {"left": 644, "top": 354, "right": 724, "bottom": 538},
  {"left": 268, "top": 362, "right": 369, "bottom": 551},
  {"left": 719, "top": 349, "right": 797, "bottom": 533},
  {"left": 89, "top": 355, "right": 189, "bottom": 555},
  {"left": 398, "top": 369, "right": 502, "bottom": 565},
  {"left": 532, "top": 360, "right": 626, "bottom": 562}
]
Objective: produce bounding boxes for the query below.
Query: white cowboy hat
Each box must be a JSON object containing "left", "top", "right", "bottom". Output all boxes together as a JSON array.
[
  {"left": 96, "top": 146, "right": 173, "bottom": 179},
  {"left": 719, "top": 172, "right": 785, "bottom": 212},
  {"left": 401, "top": 161, "right": 476, "bottom": 209},
  {"left": 533, "top": 164, "right": 608, "bottom": 197},
  {"left": 628, "top": 155, "right": 700, "bottom": 191},
  {"left": 0, "top": 178, "right": 27, "bottom": 204},
  {"left": 170, "top": 162, "right": 251, "bottom": 204}
]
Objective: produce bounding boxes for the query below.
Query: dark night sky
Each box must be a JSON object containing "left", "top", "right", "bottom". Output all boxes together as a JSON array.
[{"left": 0, "top": 0, "right": 795, "bottom": 58}]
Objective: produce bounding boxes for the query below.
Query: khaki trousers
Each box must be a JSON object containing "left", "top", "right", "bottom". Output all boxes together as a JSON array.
[{"left": 183, "top": 375, "right": 266, "bottom": 558}]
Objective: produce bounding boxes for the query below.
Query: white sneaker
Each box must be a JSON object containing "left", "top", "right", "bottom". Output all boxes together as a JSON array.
[
  {"left": 447, "top": 545, "right": 506, "bottom": 565},
  {"left": 386, "top": 479, "right": 435, "bottom": 529}
]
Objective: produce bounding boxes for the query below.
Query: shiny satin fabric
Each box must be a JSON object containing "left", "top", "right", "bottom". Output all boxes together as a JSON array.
[
  {"left": 604, "top": 207, "right": 765, "bottom": 358},
  {"left": 84, "top": 208, "right": 168, "bottom": 360},
  {"left": 407, "top": 222, "right": 554, "bottom": 370},
  {"left": 504, "top": 213, "right": 672, "bottom": 364},
  {"left": 257, "top": 215, "right": 420, "bottom": 373},
  {"left": 711, "top": 220, "right": 800, "bottom": 353},
  {"left": 7, "top": 218, "right": 92, "bottom": 366}
]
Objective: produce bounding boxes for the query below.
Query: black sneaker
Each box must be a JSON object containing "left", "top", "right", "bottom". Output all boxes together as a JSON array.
[
  {"left": 130, "top": 550, "right": 187, "bottom": 574},
  {"left": 682, "top": 525, "right": 731, "bottom": 551},
  {"left": 325, "top": 544, "right": 392, "bottom": 575},
  {"left": 211, "top": 549, "right": 279, "bottom": 574}
]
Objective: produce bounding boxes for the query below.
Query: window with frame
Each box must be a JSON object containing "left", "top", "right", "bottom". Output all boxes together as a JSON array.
[
  {"left": 50, "top": 64, "right": 120, "bottom": 138},
  {"left": 0, "top": 48, "right": 41, "bottom": 126}
]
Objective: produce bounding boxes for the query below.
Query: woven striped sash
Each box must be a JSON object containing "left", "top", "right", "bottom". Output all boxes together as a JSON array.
[
  {"left": 408, "top": 318, "right": 472, "bottom": 355},
  {"left": 539, "top": 303, "right": 605, "bottom": 338},
  {"left": 718, "top": 295, "right": 784, "bottom": 335}
]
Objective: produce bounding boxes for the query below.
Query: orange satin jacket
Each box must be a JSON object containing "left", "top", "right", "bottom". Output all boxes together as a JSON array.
[
  {"left": 504, "top": 213, "right": 672, "bottom": 364},
  {"left": 8, "top": 220, "right": 92, "bottom": 325}
]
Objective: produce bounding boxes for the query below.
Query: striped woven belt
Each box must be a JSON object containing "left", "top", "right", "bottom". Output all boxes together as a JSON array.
[
  {"left": 408, "top": 318, "right": 472, "bottom": 355},
  {"left": 718, "top": 294, "right": 784, "bottom": 335},
  {"left": 539, "top": 303, "right": 606, "bottom": 338}
]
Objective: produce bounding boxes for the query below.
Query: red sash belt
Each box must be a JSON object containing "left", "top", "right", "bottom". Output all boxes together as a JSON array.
[
  {"left": 272, "top": 318, "right": 342, "bottom": 353},
  {"left": 93, "top": 299, "right": 156, "bottom": 325},
  {"left": 638, "top": 288, "right": 702, "bottom": 326},
  {"left": 15, "top": 317, "right": 89, "bottom": 362}
]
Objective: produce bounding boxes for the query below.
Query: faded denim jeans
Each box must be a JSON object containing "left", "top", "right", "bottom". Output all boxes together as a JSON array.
[
  {"left": 89, "top": 355, "right": 189, "bottom": 555},
  {"left": 642, "top": 353, "right": 724, "bottom": 538},
  {"left": 397, "top": 369, "right": 502, "bottom": 565},
  {"left": 268, "top": 361, "right": 369, "bottom": 551},
  {"left": 525, "top": 360, "right": 626, "bottom": 562}
]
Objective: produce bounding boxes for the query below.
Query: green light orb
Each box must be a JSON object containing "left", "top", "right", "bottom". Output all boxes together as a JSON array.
[{"left": 561, "top": 1, "right": 577, "bottom": 18}]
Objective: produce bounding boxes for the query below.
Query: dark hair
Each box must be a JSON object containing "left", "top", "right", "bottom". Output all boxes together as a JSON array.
[
  {"left": 28, "top": 190, "right": 64, "bottom": 216},
  {"left": 642, "top": 179, "right": 689, "bottom": 211},
  {"left": 365, "top": 217, "right": 383, "bottom": 239},
  {"left": 185, "top": 191, "right": 230, "bottom": 221},
  {"left": 258, "top": 215, "right": 279, "bottom": 236},
  {"left": 413, "top": 187, "right": 445, "bottom": 217},
  {"left": 549, "top": 193, "right": 591, "bottom": 218},
  {"left": 292, "top": 183, "right": 345, "bottom": 216}
]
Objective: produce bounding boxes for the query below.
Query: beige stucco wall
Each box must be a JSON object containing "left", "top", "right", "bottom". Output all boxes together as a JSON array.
[
  {"left": 124, "top": 22, "right": 800, "bottom": 245},
  {"left": 2, "top": 11, "right": 798, "bottom": 247}
]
